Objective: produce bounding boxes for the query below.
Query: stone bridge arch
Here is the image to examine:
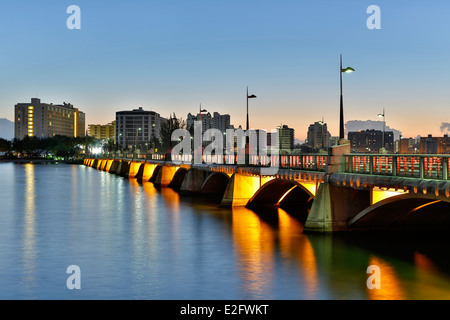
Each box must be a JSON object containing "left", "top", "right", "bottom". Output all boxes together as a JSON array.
[
  {"left": 349, "top": 193, "right": 450, "bottom": 231},
  {"left": 168, "top": 167, "right": 189, "bottom": 190},
  {"left": 246, "top": 178, "right": 314, "bottom": 209},
  {"left": 200, "top": 172, "right": 231, "bottom": 195},
  {"left": 149, "top": 165, "right": 162, "bottom": 183}
]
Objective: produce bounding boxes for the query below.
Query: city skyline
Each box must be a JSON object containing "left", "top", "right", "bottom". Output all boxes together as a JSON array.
[{"left": 1, "top": 1, "right": 450, "bottom": 141}]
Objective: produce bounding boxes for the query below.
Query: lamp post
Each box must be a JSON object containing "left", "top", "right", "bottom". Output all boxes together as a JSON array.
[
  {"left": 246, "top": 86, "right": 257, "bottom": 131},
  {"left": 378, "top": 108, "right": 386, "bottom": 153},
  {"left": 339, "top": 54, "right": 355, "bottom": 144},
  {"left": 246, "top": 87, "right": 257, "bottom": 165}
]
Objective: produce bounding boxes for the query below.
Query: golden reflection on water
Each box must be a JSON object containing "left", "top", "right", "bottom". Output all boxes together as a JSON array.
[
  {"left": 367, "top": 256, "right": 405, "bottom": 300},
  {"left": 277, "top": 208, "right": 318, "bottom": 299},
  {"left": 23, "top": 164, "right": 37, "bottom": 283},
  {"left": 123, "top": 176, "right": 450, "bottom": 300},
  {"left": 412, "top": 252, "right": 450, "bottom": 300},
  {"left": 160, "top": 187, "right": 181, "bottom": 210},
  {"left": 232, "top": 207, "right": 275, "bottom": 298},
  {"left": 231, "top": 207, "right": 320, "bottom": 299},
  {"left": 142, "top": 181, "right": 157, "bottom": 198},
  {"left": 366, "top": 251, "right": 450, "bottom": 300}
]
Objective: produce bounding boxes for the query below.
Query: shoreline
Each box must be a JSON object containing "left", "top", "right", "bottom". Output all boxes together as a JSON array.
[{"left": 0, "top": 158, "right": 84, "bottom": 164}]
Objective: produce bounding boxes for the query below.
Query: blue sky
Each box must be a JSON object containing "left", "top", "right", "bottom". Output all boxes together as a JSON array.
[{"left": 0, "top": 0, "right": 449, "bottom": 140}]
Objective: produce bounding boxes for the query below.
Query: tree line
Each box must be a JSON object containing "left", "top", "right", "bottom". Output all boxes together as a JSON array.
[
  {"left": 0, "top": 114, "right": 187, "bottom": 159},
  {"left": 0, "top": 135, "right": 94, "bottom": 159}
]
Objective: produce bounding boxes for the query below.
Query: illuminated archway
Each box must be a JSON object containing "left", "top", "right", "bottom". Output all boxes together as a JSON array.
[
  {"left": 349, "top": 194, "right": 450, "bottom": 230},
  {"left": 149, "top": 165, "right": 162, "bottom": 183},
  {"left": 246, "top": 179, "right": 314, "bottom": 209},
  {"left": 168, "top": 167, "right": 188, "bottom": 190}
]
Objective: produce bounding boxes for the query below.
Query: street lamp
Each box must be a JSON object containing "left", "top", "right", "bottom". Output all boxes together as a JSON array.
[
  {"left": 246, "top": 86, "right": 257, "bottom": 165},
  {"left": 339, "top": 54, "right": 355, "bottom": 144},
  {"left": 378, "top": 108, "right": 386, "bottom": 153},
  {"left": 246, "top": 86, "right": 257, "bottom": 131}
]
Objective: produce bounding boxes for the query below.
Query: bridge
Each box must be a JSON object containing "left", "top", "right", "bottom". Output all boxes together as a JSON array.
[{"left": 83, "top": 143, "right": 450, "bottom": 233}]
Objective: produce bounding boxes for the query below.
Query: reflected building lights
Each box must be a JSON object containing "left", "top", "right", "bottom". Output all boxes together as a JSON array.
[{"left": 23, "top": 164, "right": 37, "bottom": 286}]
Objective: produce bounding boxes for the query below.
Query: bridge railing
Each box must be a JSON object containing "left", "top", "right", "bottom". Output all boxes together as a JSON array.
[
  {"left": 251, "top": 154, "right": 328, "bottom": 171},
  {"left": 345, "top": 154, "right": 450, "bottom": 180},
  {"left": 91, "top": 152, "right": 329, "bottom": 172}
]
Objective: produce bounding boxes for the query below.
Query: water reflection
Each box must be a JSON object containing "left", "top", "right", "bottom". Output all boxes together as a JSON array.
[
  {"left": 231, "top": 207, "right": 275, "bottom": 299},
  {"left": 23, "top": 164, "right": 37, "bottom": 288},
  {"left": 366, "top": 256, "right": 405, "bottom": 300},
  {"left": 277, "top": 209, "right": 318, "bottom": 299},
  {"left": 8, "top": 163, "right": 450, "bottom": 299},
  {"left": 122, "top": 173, "right": 450, "bottom": 299},
  {"left": 412, "top": 252, "right": 450, "bottom": 300},
  {"left": 160, "top": 187, "right": 181, "bottom": 255}
]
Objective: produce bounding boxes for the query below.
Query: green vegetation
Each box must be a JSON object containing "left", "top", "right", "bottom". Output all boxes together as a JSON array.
[
  {"left": 0, "top": 135, "right": 96, "bottom": 160},
  {"left": 157, "top": 113, "right": 186, "bottom": 153}
]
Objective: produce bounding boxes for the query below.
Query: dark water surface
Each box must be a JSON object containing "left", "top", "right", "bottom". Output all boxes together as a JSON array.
[{"left": 1, "top": 162, "right": 450, "bottom": 300}]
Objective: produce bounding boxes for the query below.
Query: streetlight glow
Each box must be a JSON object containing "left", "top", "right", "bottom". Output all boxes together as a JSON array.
[{"left": 342, "top": 67, "right": 355, "bottom": 73}]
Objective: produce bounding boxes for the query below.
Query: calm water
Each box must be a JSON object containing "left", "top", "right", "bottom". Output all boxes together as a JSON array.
[{"left": 1, "top": 162, "right": 450, "bottom": 300}]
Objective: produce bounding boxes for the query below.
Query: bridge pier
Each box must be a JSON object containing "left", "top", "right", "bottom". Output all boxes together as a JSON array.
[
  {"left": 126, "top": 161, "right": 142, "bottom": 179},
  {"left": 179, "top": 168, "right": 209, "bottom": 194},
  {"left": 303, "top": 182, "right": 370, "bottom": 232},
  {"left": 154, "top": 165, "right": 179, "bottom": 187},
  {"left": 117, "top": 160, "right": 129, "bottom": 176},
  {"left": 221, "top": 173, "right": 272, "bottom": 207},
  {"left": 303, "top": 143, "right": 373, "bottom": 232},
  {"left": 109, "top": 160, "right": 120, "bottom": 174},
  {"left": 136, "top": 163, "right": 158, "bottom": 182}
]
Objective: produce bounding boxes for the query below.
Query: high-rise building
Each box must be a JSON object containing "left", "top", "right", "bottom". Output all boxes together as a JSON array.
[
  {"left": 418, "top": 134, "right": 450, "bottom": 154},
  {"left": 348, "top": 129, "right": 394, "bottom": 153},
  {"left": 398, "top": 137, "right": 418, "bottom": 154},
  {"left": 14, "top": 98, "right": 85, "bottom": 140},
  {"left": 116, "top": 107, "right": 163, "bottom": 150},
  {"left": 307, "top": 121, "right": 331, "bottom": 149},
  {"left": 277, "top": 124, "right": 294, "bottom": 151},
  {"left": 187, "top": 111, "right": 234, "bottom": 133},
  {"left": 212, "top": 112, "right": 232, "bottom": 132},
  {"left": 88, "top": 121, "right": 116, "bottom": 142}
]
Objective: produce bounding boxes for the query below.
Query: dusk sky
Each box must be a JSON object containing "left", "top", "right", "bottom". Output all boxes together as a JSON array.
[{"left": 1, "top": 1, "right": 450, "bottom": 140}]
